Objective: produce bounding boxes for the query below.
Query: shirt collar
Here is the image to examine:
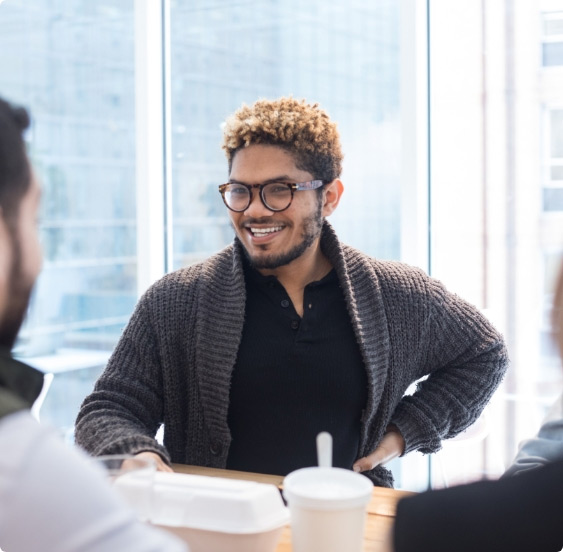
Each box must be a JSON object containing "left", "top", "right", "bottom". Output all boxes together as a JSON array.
[{"left": 0, "top": 348, "right": 44, "bottom": 407}]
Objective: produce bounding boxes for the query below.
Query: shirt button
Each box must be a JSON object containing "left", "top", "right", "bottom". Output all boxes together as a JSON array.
[
  {"left": 290, "top": 320, "right": 299, "bottom": 330},
  {"left": 281, "top": 299, "right": 290, "bottom": 308},
  {"left": 210, "top": 440, "right": 222, "bottom": 456}
]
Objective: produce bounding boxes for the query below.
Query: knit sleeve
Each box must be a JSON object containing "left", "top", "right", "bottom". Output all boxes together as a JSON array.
[
  {"left": 74, "top": 291, "right": 170, "bottom": 463},
  {"left": 390, "top": 277, "right": 509, "bottom": 455}
]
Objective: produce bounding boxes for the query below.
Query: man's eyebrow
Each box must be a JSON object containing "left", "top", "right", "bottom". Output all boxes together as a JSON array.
[{"left": 228, "top": 175, "right": 295, "bottom": 185}]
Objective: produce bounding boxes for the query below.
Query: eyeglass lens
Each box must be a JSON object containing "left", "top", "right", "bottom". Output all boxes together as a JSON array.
[{"left": 224, "top": 182, "right": 293, "bottom": 211}]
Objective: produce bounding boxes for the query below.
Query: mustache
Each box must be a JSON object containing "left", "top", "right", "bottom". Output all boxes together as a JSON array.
[{"left": 240, "top": 217, "right": 288, "bottom": 225}]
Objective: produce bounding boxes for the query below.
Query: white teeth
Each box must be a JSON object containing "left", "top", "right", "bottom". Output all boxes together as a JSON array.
[{"left": 249, "top": 226, "right": 282, "bottom": 237}]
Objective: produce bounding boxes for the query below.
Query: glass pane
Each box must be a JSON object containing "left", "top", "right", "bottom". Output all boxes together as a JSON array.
[
  {"left": 430, "top": 0, "right": 563, "bottom": 487},
  {"left": 550, "top": 165, "right": 563, "bottom": 180},
  {"left": 0, "top": 1, "right": 136, "bottom": 433},
  {"left": 551, "top": 110, "right": 563, "bottom": 157},
  {"left": 542, "top": 12, "right": 563, "bottom": 36},
  {"left": 542, "top": 42, "right": 563, "bottom": 66},
  {"left": 543, "top": 187, "right": 563, "bottom": 211},
  {"left": 169, "top": 0, "right": 402, "bottom": 268}
]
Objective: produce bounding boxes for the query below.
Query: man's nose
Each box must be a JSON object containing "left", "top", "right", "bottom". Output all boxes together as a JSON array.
[{"left": 243, "top": 191, "right": 274, "bottom": 217}]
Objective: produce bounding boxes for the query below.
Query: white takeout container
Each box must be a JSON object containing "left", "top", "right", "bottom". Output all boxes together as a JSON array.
[{"left": 123, "top": 471, "right": 289, "bottom": 552}]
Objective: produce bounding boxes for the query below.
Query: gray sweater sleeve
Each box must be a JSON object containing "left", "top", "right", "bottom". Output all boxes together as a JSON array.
[
  {"left": 503, "top": 392, "right": 563, "bottom": 477},
  {"left": 389, "top": 277, "right": 509, "bottom": 455},
  {"left": 74, "top": 293, "right": 170, "bottom": 462}
]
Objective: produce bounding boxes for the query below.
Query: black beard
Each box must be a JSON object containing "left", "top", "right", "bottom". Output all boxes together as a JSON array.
[
  {"left": 0, "top": 236, "right": 33, "bottom": 349},
  {"left": 240, "top": 201, "right": 324, "bottom": 270}
]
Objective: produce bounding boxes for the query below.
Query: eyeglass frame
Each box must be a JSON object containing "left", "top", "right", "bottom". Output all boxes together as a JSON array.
[{"left": 218, "top": 179, "right": 326, "bottom": 212}]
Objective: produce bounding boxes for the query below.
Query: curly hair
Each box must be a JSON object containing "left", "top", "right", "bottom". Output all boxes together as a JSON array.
[{"left": 222, "top": 97, "right": 343, "bottom": 182}]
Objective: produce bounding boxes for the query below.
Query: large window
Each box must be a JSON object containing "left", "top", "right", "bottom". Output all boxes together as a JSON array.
[
  {"left": 7, "top": 0, "right": 560, "bottom": 493},
  {"left": 0, "top": 2, "right": 137, "bottom": 434},
  {"left": 429, "top": 0, "right": 563, "bottom": 486},
  {"left": 168, "top": 0, "right": 403, "bottom": 267},
  {"left": 0, "top": 0, "right": 412, "bottom": 464}
]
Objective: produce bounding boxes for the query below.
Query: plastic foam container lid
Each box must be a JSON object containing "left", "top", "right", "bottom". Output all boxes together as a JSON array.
[{"left": 146, "top": 471, "right": 289, "bottom": 534}]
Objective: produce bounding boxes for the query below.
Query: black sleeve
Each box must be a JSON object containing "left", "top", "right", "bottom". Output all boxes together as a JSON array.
[{"left": 393, "top": 460, "right": 563, "bottom": 552}]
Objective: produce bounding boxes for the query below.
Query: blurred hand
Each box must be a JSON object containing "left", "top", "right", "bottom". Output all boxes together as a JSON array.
[
  {"left": 353, "top": 429, "right": 405, "bottom": 473},
  {"left": 131, "top": 451, "right": 173, "bottom": 473}
]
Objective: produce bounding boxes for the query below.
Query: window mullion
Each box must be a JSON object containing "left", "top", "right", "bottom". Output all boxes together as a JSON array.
[{"left": 135, "top": 0, "right": 166, "bottom": 297}]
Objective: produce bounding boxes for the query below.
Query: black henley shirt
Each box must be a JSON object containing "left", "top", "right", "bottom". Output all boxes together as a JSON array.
[{"left": 226, "top": 260, "right": 367, "bottom": 475}]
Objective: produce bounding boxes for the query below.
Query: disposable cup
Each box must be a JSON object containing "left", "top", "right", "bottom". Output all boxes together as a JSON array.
[
  {"left": 283, "top": 467, "right": 373, "bottom": 552},
  {"left": 95, "top": 454, "right": 156, "bottom": 522}
]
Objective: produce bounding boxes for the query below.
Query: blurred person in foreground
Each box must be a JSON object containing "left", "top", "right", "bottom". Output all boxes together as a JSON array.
[
  {"left": 384, "top": 266, "right": 563, "bottom": 552},
  {"left": 75, "top": 97, "right": 508, "bottom": 488},
  {"left": 503, "top": 390, "right": 563, "bottom": 477},
  {"left": 0, "top": 97, "right": 186, "bottom": 552}
]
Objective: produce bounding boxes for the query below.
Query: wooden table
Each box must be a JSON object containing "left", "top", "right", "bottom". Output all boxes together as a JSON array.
[{"left": 172, "top": 464, "right": 415, "bottom": 552}]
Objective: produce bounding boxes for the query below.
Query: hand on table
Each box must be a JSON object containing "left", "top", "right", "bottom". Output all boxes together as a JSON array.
[
  {"left": 353, "top": 428, "right": 405, "bottom": 473},
  {"left": 131, "top": 451, "right": 174, "bottom": 472}
]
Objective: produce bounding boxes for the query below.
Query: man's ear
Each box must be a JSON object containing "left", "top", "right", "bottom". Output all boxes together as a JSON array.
[{"left": 322, "top": 179, "right": 344, "bottom": 217}]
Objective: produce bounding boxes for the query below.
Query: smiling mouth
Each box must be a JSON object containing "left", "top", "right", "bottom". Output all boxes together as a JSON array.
[{"left": 247, "top": 225, "right": 284, "bottom": 238}]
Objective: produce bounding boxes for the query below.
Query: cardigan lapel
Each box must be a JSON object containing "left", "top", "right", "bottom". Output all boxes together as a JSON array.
[
  {"left": 192, "top": 243, "right": 247, "bottom": 442},
  {"left": 321, "top": 222, "right": 391, "bottom": 455}
]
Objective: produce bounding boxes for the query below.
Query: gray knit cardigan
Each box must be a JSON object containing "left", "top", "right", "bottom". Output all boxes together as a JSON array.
[{"left": 75, "top": 222, "right": 508, "bottom": 487}]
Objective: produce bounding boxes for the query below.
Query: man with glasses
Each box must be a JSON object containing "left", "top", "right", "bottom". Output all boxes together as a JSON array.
[{"left": 76, "top": 97, "right": 508, "bottom": 487}]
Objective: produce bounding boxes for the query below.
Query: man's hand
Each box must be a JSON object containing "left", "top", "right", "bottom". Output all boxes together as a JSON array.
[
  {"left": 132, "top": 451, "right": 174, "bottom": 472},
  {"left": 353, "top": 428, "right": 405, "bottom": 473}
]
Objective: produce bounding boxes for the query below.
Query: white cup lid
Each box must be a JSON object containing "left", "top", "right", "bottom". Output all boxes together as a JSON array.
[{"left": 283, "top": 467, "right": 373, "bottom": 510}]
